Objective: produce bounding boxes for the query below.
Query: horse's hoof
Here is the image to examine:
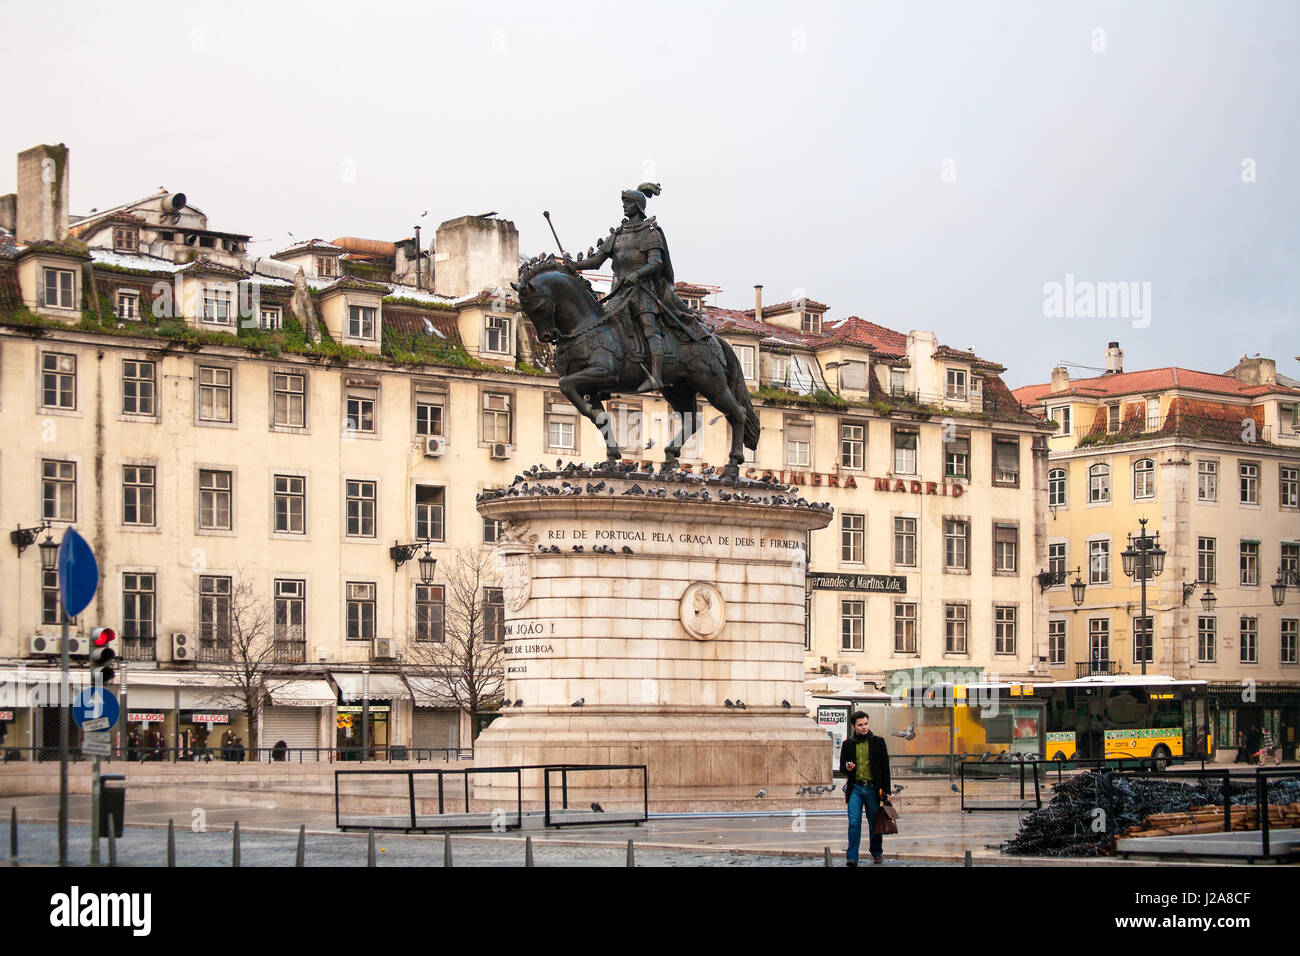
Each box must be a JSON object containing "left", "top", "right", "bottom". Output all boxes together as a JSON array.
[
  {"left": 659, "top": 460, "right": 679, "bottom": 474},
  {"left": 721, "top": 463, "right": 740, "bottom": 481}
]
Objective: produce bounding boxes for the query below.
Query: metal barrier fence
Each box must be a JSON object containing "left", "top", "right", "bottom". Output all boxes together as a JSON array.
[
  {"left": 1106, "top": 765, "right": 1300, "bottom": 861},
  {"left": 335, "top": 764, "right": 649, "bottom": 833},
  {"left": 959, "top": 755, "right": 1189, "bottom": 812},
  {"left": 1, "top": 745, "right": 469, "bottom": 764}
]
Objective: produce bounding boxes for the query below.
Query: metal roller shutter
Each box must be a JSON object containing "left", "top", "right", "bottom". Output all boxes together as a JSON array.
[
  {"left": 411, "top": 709, "right": 458, "bottom": 750},
  {"left": 261, "top": 706, "right": 320, "bottom": 753}
]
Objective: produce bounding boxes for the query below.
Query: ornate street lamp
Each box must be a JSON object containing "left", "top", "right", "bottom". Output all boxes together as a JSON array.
[
  {"left": 1121, "top": 517, "right": 1165, "bottom": 676},
  {"left": 11, "top": 521, "right": 53, "bottom": 562},
  {"left": 1274, "top": 575, "right": 1289, "bottom": 607},
  {"left": 417, "top": 547, "right": 437, "bottom": 585},
  {"left": 38, "top": 531, "right": 60, "bottom": 571},
  {"left": 1070, "top": 568, "right": 1087, "bottom": 607},
  {"left": 390, "top": 539, "right": 437, "bottom": 582},
  {"left": 1200, "top": 587, "right": 1217, "bottom": 612}
]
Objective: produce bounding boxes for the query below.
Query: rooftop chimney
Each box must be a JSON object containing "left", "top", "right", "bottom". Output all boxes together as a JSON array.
[
  {"left": 754, "top": 284, "right": 763, "bottom": 322},
  {"left": 1050, "top": 365, "right": 1070, "bottom": 392},
  {"left": 1104, "top": 341, "right": 1123, "bottom": 375},
  {"left": 1227, "top": 355, "right": 1277, "bottom": 386},
  {"left": 16, "top": 144, "right": 70, "bottom": 244}
]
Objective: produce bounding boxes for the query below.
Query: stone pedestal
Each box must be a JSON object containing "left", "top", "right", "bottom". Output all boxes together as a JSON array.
[{"left": 474, "top": 464, "right": 834, "bottom": 789}]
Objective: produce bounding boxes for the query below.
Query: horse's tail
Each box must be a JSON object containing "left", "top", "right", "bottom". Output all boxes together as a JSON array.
[{"left": 722, "top": 339, "right": 761, "bottom": 450}]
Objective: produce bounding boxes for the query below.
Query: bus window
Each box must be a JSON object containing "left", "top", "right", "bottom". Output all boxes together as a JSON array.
[{"left": 1106, "top": 688, "right": 1145, "bottom": 728}]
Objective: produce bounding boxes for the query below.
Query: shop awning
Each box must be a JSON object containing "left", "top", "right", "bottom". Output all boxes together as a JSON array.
[
  {"left": 406, "top": 676, "right": 458, "bottom": 708},
  {"left": 330, "top": 672, "right": 410, "bottom": 703},
  {"left": 0, "top": 667, "right": 91, "bottom": 708},
  {"left": 121, "top": 671, "right": 233, "bottom": 710},
  {"left": 268, "top": 679, "right": 336, "bottom": 707}
]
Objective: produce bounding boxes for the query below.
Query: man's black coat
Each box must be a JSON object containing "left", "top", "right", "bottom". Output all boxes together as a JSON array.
[{"left": 838, "top": 730, "right": 891, "bottom": 801}]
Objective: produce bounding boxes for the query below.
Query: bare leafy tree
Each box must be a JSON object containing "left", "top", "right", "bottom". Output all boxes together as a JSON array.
[
  {"left": 189, "top": 572, "right": 296, "bottom": 754},
  {"left": 404, "top": 548, "right": 505, "bottom": 741}
]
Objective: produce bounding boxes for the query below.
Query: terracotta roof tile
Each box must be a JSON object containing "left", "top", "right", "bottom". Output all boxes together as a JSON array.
[
  {"left": 1015, "top": 366, "right": 1300, "bottom": 403},
  {"left": 382, "top": 309, "right": 464, "bottom": 348}
]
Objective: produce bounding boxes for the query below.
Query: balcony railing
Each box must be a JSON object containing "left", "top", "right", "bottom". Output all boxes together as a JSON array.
[
  {"left": 1076, "top": 659, "right": 1121, "bottom": 678},
  {"left": 196, "top": 640, "right": 232, "bottom": 663},
  {"left": 119, "top": 637, "right": 155, "bottom": 661},
  {"left": 274, "top": 639, "right": 306, "bottom": 663}
]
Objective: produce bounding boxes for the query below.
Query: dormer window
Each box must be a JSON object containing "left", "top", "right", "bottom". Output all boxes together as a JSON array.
[
  {"left": 42, "top": 267, "right": 76, "bottom": 310},
  {"left": 348, "top": 304, "right": 376, "bottom": 340},
  {"left": 484, "top": 314, "right": 512, "bottom": 354},
  {"left": 112, "top": 226, "right": 140, "bottom": 253},
  {"left": 317, "top": 256, "right": 339, "bottom": 278},
  {"left": 889, "top": 368, "right": 906, "bottom": 397},
  {"left": 945, "top": 368, "right": 968, "bottom": 401},
  {"left": 801, "top": 312, "right": 823, "bottom": 335},
  {"left": 116, "top": 290, "right": 140, "bottom": 320},
  {"left": 682, "top": 296, "right": 701, "bottom": 311}
]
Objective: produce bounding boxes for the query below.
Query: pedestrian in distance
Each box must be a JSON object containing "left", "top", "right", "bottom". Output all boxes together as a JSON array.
[{"left": 839, "top": 711, "right": 892, "bottom": 866}]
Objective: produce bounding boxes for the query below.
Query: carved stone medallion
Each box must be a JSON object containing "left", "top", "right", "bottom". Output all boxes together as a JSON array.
[
  {"left": 679, "top": 581, "right": 726, "bottom": 640},
  {"left": 501, "top": 552, "right": 532, "bottom": 613}
]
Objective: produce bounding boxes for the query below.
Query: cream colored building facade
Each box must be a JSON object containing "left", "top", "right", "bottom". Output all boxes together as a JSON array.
[
  {"left": 0, "top": 143, "right": 1053, "bottom": 762},
  {"left": 1014, "top": 343, "right": 1300, "bottom": 757}
]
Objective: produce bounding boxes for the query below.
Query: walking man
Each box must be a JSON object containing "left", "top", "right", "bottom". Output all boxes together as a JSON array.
[{"left": 840, "top": 711, "right": 892, "bottom": 866}]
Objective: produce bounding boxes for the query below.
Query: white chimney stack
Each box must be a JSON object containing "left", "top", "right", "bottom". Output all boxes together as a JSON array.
[{"left": 1105, "top": 341, "right": 1123, "bottom": 374}]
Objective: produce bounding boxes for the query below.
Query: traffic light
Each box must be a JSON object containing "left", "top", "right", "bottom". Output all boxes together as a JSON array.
[{"left": 88, "top": 626, "right": 117, "bottom": 685}]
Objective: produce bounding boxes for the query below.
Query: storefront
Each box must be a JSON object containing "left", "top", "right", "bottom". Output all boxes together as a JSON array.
[
  {"left": 406, "top": 676, "right": 462, "bottom": 754},
  {"left": 1210, "top": 683, "right": 1300, "bottom": 761},
  {"left": 118, "top": 671, "right": 246, "bottom": 758},
  {"left": 0, "top": 666, "right": 91, "bottom": 760},
  {"left": 263, "top": 679, "right": 335, "bottom": 757},
  {"left": 331, "top": 672, "right": 411, "bottom": 759}
]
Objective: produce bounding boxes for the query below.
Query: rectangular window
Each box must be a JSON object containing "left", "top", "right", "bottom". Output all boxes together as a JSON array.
[
  {"left": 1240, "top": 541, "right": 1259, "bottom": 587},
  {"left": 841, "top": 600, "right": 865, "bottom": 652},
  {"left": 1049, "top": 542, "right": 1067, "bottom": 584},
  {"left": 1197, "top": 616, "right": 1216, "bottom": 663},
  {"left": 1197, "top": 537, "right": 1217, "bottom": 584},
  {"left": 841, "top": 513, "right": 864, "bottom": 564},
  {"left": 995, "top": 606, "right": 1017, "bottom": 655},
  {"left": 1281, "top": 466, "right": 1299, "bottom": 509},
  {"left": 273, "top": 373, "right": 306, "bottom": 428},
  {"left": 199, "top": 575, "right": 232, "bottom": 657},
  {"left": 42, "top": 352, "right": 76, "bottom": 409},
  {"left": 801, "top": 312, "right": 822, "bottom": 334},
  {"left": 198, "top": 469, "right": 232, "bottom": 530},
  {"left": 1280, "top": 619, "right": 1298, "bottom": 665},
  {"left": 547, "top": 410, "right": 576, "bottom": 450},
  {"left": 1089, "top": 618, "right": 1110, "bottom": 666},
  {"left": 317, "top": 256, "right": 338, "bottom": 278},
  {"left": 416, "top": 398, "right": 445, "bottom": 438},
  {"left": 839, "top": 422, "right": 865, "bottom": 470},
  {"left": 415, "top": 584, "right": 445, "bottom": 643},
  {"left": 483, "top": 587, "right": 505, "bottom": 643},
  {"left": 1240, "top": 617, "right": 1258, "bottom": 664},
  {"left": 43, "top": 268, "right": 75, "bottom": 309},
  {"left": 259, "top": 306, "right": 282, "bottom": 331},
  {"left": 993, "top": 437, "right": 1020, "bottom": 485},
  {"left": 944, "top": 519, "right": 969, "bottom": 571},
  {"left": 785, "top": 423, "right": 811, "bottom": 467},
  {"left": 416, "top": 485, "right": 446, "bottom": 542},
  {"left": 42, "top": 459, "right": 76, "bottom": 522},
  {"left": 122, "top": 465, "right": 155, "bottom": 526},
  {"left": 1133, "top": 615, "right": 1154, "bottom": 664},
  {"left": 1048, "top": 619, "right": 1066, "bottom": 665},
  {"left": 482, "top": 392, "right": 512, "bottom": 444},
  {"left": 1145, "top": 398, "right": 1160, "bottom": 431},
  {"left": 112, "top": 227, "right": 139, "bottom": 253},
  {"left": 993, "top": 523, "right": 1018, "bottom": 573},
  {"left": 893, "top": 429, "right": 917, "bottom": 475},
  {"left": 483, "top": 517, "right": 503, "bottom": 544},
  {"left": 201, "top": 288, "right": 232, "bottom": 325},
  {"left": 122, "top": 360, "right": 155, "bottom": 416},
  {"left": 734, "top": 344, "right": 755, "bottom": 380},
  {"left": 1049, "top": 405, "right": 1072, "bottom": 436},
  {"left": 889, "top": 368, "right": 905, "bottom": 396},
  {"left": 840, "top": 361, "right": 866, "bottom": 391},
  {"left": 944, "top": 604, "right": 967, "bottom": 654},
  {"left": 345, "top": 480, "right": 376, "bottom": 537},
  {"left": 346, "top": 582, "right": 376, "bottom": 641},
  {"left": 116, "top": 290, "right": 140, "bottom": 319},
  {"left": 945, "top": 368, "right": 967, "bottom": 401},
  {"left": 1239, "top": 461, "right": 1259, "bottom": 504},
  {"left": 348, "top": 305, "right": 376, "bottom": 339},
  {"left": 1132, "top": 459, "right": 1155, "bottom": 499},
  {"left": 121, "top": 573, "right": 156, "bottom": 659},
  {"left": 42, "top": 568, "right": 72, "bottom": 626},
  {"left": 893, "top": 516, "right": 917, "bottom": 568},
  {"left": 1089, "top": 539, "right": 1111, "bottom": 585},
  {"left": 1049, "top": 468, "right": 1068, "bottom": 509},
  {"left": 1197, "top": 460, "right": 1218, "bottom": 501},
  {"left": 273, "top": 579, "right": 306, "bottom": 659},
  {"left": 273, "top": 474, "right": 305, "bottom": 534},
  {"left": 484, "top": 314, "right": 512, "bottom": 353},
  {"left": 1106, "top": 404, "right": 1121, "bottom": 433},
  {"left": 197, "top": 366, "right": 232, "bottom": 422},
  {"left": 893, "top": 602, "right": 917, "bottom": 654},
  {"left": 345, "top": 394, "right": 375, "bottom": 434},
  {"left": 1283, "top": 544, "right": 1300, "bottom": 581},
  {"left": 944, "top": 435, "right": 970, "bottom": 479}
]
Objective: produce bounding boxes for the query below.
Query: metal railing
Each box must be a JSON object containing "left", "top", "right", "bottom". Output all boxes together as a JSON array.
[
  {"left": 118, "top": 637, "right": 156, "bottom": 661},
  {"left": 1075, "top": 659, "right": 1120, "bottom": 677},
  {"left": 195, "top": 642, "right": 232, "bottom": 663},
  {"left": 273, "top": 640, "right": 306, "bottom": 663},
  {"left": 1, "top": 745, "right": 469, "bottom": 764}
]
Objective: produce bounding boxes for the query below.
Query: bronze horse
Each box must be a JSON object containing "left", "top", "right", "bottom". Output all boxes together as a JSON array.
[{"left": 513, "top": 258, "right": 759, "bottom": 476}]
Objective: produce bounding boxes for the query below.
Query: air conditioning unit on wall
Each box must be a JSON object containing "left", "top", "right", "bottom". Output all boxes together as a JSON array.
[
  {"left": 172, "top": 632, "right": 193, "bottom": 661},
  {"left": 490, "top": 442, "right": 512, "bottom": 461},
  {"left": 372, "top": 638, "right": 397, "bottom": 660},
  {"left": 424, "top": 436, "right": 445, "bottom": 458},
  {"left": 835, "top": 661, "right": 857, "bottom": 679}
]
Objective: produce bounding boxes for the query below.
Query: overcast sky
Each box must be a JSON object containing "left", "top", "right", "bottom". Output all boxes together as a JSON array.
[{"left": 4, "top": 0, "right": 1297, "bottom": 387}]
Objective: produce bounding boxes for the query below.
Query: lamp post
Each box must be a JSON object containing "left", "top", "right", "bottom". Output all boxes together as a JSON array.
[{"left": 1121, "top": 517, "right": 1166, "bottom": 676}]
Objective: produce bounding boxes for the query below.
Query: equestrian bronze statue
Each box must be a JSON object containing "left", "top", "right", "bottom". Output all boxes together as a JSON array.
[{"left": 514, "top": 183, "right": 759, "bottom": 477}]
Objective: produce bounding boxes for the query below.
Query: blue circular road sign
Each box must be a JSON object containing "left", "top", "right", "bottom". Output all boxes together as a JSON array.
[{"left": 73, "top": 687, "right": 120, "bottom": 729}]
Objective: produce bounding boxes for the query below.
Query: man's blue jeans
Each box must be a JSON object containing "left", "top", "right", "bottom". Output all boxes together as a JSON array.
[{"left": 846, "top": 781, "right": 882, "bottom": 862}]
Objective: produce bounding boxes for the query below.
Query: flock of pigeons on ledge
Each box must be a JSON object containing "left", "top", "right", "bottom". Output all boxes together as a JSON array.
[{"left": 475, "top": 459, "right": 833, "bottom": 514}]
